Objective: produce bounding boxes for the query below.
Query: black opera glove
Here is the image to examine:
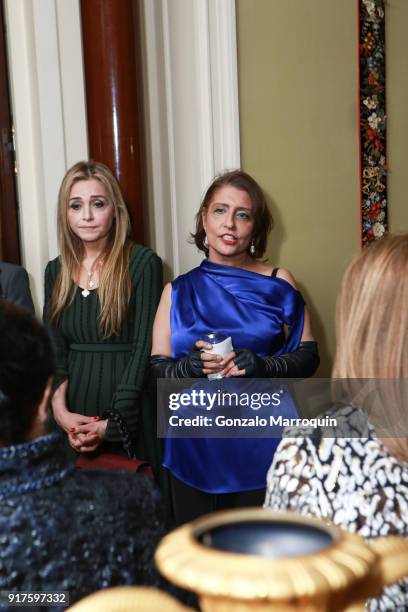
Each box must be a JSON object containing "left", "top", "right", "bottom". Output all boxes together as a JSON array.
[
  {"left": 232, "top": 349, "right": 265, "bottom": 377},
  {"left": 233, "top": 341, "right": 320, "bottom": 379},
  {"left": 149, "top": 351, "right": 205, "bottom": 379}
]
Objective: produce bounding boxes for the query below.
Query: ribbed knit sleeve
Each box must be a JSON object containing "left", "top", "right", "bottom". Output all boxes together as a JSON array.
[
  {"left": 105, "top": 249, "right": 163, "bottom": 442},
  {"left": 43, "top": 259, "right": 69, "bottom": 390}
]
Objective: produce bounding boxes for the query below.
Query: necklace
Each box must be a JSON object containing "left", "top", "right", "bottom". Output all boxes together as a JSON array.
[{"left": 81, "top": 255, "right": 103, "bottom": 298}]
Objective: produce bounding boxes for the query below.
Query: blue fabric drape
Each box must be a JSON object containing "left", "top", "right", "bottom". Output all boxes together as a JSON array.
[{"left": 164, "top": 260, "right": 305, "bottom": 493}]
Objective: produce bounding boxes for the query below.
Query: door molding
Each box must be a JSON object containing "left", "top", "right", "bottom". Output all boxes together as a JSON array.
[
  {"left": 4, "top": 0, "right": 88, "bottom": 310},
  {"left": 141, "top": 0, "right": 240, "bottom": 277}
]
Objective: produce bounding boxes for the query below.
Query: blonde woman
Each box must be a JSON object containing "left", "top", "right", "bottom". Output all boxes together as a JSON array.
[
  {"left": 265, "top": 234, "right": 408, "bottom": 610},
  {"left": 44, "top": 160, "right": 162, "bottom": 457}
]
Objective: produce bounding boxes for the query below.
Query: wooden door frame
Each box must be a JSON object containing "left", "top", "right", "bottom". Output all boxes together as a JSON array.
[{"left": 0, "top": 0, "right": 19, "bottom": 263}]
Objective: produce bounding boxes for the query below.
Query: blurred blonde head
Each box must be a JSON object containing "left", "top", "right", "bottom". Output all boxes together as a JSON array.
[
  {"left": 333, "top": 234, "right": 408, "bottom": 379},
  {"left": 51, "top": 160, "right": 132, "bottom": 337},
  {"left": 333, "top": 233, "right": 408, "bottom": 458}
]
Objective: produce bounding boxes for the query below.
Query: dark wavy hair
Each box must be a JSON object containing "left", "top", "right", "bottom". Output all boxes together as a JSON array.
[
  {"left": 191, "top": 169, "right": 273, "bottom": 258},
  {"left": 0, "top": 301, "right": 55, "bottom": 445}
]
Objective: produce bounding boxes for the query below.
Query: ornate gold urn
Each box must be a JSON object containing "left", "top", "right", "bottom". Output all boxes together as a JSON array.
[{"left": 156, "top": 508, "right": 408, "bottom": 611}]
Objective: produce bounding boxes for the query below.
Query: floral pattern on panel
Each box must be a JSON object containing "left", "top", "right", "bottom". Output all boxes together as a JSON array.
[{"left": 359, "top": 0, "right": 387, "bottom": 246}]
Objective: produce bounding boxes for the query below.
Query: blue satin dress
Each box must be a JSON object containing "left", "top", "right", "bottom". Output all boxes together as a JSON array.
[{"left": 164, "top": 259, "right": 305, "bottom": 493}]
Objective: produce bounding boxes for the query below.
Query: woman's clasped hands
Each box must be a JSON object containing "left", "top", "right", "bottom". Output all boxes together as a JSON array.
[
  {"left": 55, "top": 407, "right": 107, "bottom": 452},
  {"left": 52, "top": 380, "right": 107, "bottom": 452},
  {"left": 194, "top": 341, "right": 258, "bottom": 378},
  {"left": 68, "top": 417, "right": 108, "bottom": 453}
]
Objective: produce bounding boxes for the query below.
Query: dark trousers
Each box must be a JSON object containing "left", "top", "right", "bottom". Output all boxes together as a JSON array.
[{"left": 170, "top": 473, "right": 265, "bottom": 526}]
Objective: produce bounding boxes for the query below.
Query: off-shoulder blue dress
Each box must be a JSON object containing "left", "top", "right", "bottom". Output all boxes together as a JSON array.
[{"left": 164, "top": 260, "right": 304, "bottom": 493}]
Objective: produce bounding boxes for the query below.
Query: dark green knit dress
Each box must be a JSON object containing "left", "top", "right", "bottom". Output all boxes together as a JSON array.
[{"left": 43, "top": 244, "right": 162, "bottom": 449}]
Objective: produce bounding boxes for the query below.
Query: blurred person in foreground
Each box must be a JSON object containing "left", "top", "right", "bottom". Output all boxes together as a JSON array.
[
  {"left": 265, "top": 234, "right": 408, "bottom": 611},
  {"left": 0, "top": 301, "right": 181, "bottom": 609}
]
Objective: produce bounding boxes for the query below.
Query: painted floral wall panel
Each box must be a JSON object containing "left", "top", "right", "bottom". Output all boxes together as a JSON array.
[{"left": 359, "top": 0, "right": 387, "bottom": 245}]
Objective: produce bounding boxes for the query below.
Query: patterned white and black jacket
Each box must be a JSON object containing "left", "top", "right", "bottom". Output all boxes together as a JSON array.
[{"left": 265, "top": 405, "right": 408, "bottom": 611}]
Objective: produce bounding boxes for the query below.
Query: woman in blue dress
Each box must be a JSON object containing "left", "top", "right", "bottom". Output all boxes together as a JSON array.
[{"left": 150, "top": 170, "right": 319, "bottom": 524}]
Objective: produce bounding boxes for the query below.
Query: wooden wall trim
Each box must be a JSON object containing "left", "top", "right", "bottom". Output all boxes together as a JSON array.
[
  {"left": 0, "top": 0, "right": 19, "bottom": 263},
  {"left": 80, "top": 0, "right": 146, "bottom": 244}
]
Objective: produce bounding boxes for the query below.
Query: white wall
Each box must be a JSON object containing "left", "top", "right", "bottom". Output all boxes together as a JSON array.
[
  {"left": 140, "top": 0, "right": 240, "bottom": 279},
  {"left": 4, "top": 0, "right": 88, "bottom": 313}
]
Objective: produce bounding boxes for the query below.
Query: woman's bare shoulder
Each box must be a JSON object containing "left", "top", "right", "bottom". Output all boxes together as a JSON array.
[
  {"left": 158, "top": 282, "right": 172, "bottom": 309},
  {"left": 251, "top": 262, "right": 298, "bottom": 288},
  {"left": 252, "top": 262, "right": 274, "bottom": 276},
  {"left": 162, "top": 281, "right": 172, "bottom": 296},
  {"left": 274, "top": 267, "right": 298, "bottom": 289}
]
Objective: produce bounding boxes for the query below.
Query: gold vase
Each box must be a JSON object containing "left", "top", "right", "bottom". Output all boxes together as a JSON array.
[{"left": 156, "top": 508, "right": 408, "bottom": 611}]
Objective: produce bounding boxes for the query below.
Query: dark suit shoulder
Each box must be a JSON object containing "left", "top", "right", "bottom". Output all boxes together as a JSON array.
[
  {"left": 0, "top": 261, "right": 27, "bottom": 277},
  {"left": 0, "top": 262, "right": 29, "bottom": 292},
  {"left": 0, "top": 262, "right": 34, "bottom": 314}
]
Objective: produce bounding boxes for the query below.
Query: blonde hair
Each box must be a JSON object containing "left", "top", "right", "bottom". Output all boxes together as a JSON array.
[
  {"left": 51, "top": 160, "right": 132, "bottom": 337},
  {"left": 333, "top": 234, "right": 408, "bottom": 459}
]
